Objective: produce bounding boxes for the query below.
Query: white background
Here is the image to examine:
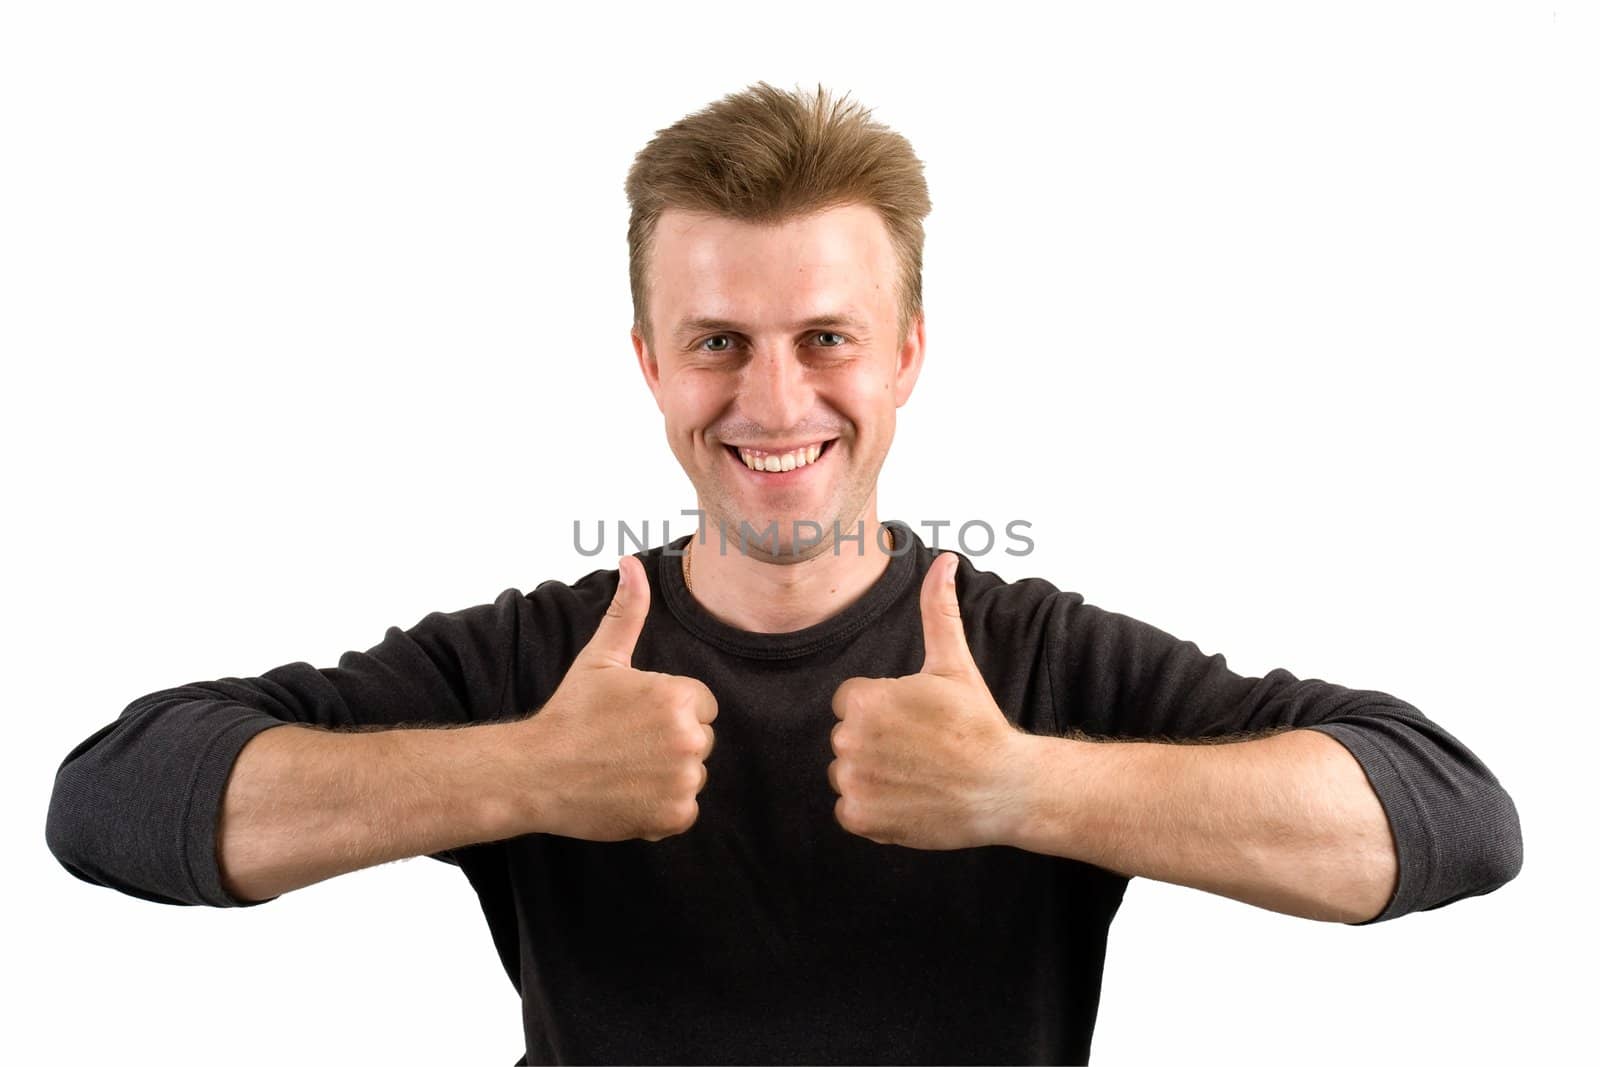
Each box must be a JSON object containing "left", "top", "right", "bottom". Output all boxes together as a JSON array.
[{"left": 4, "top": 1, "right": 1593, "bottom": 1063}]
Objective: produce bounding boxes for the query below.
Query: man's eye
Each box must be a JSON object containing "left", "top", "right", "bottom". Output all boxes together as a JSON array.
[{"left": 698, "top": 332, "right": 847, "bottom": 353}]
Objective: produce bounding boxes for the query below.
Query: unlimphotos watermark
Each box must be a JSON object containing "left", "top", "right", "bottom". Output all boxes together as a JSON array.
[{"left": 572, "top": 512, "right": 1035, "bottom": 558}]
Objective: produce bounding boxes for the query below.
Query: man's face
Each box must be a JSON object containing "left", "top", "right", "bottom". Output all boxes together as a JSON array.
[{"left": 632, "top": 202, "right": 925, "bottom": 562}]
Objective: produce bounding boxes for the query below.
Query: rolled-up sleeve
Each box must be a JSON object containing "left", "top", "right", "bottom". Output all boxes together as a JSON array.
[
  {"left": 1047, "top": 591, "right": 1523, "bottom": 924},
  {"left": 44, "top": 587, "right": 530, "bottom": 908}
]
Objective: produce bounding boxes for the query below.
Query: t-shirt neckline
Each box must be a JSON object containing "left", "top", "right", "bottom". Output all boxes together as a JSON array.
[{"left": 652, "top": 518, "right": 919, "bottom": 660}]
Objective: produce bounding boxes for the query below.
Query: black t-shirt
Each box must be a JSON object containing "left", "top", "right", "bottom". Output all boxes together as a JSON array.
[{"left": 45, "top": 519, "right": 1523, "bottom": 1064}]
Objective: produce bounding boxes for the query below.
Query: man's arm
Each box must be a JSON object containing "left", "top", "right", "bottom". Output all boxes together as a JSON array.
[
  {"left": 45, "top": 587, "right": 536, "bottom": 907},
  {"left": 1024, "top": 591, "right": 1523, "bottom": 925},
  {"left": 215, "top": 719, "right": 540, "bottom": 903},
  {"left": 1003, "top": 726, "right": 1397, "bottom": 923}
]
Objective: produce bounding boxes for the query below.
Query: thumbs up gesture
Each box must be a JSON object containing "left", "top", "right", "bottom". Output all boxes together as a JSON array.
[
  {"left": 511, "top": 555, "right": 718, "bottom": 843},
  {"left": 827, "top": 552, "right": 1031, "bottom": 851}
]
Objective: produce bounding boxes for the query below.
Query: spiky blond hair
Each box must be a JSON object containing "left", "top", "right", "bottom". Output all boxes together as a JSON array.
[{"left": 625, "top": 81, "right": 932, "bottom": 350}]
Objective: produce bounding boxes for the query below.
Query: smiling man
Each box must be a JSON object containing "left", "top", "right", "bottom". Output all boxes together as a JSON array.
[
  {"left": 635, "top": 199, "right": 918, "bottom": 633},
  {"left": 46, "top": 82, "right": 1523, "bottom": 1066}
]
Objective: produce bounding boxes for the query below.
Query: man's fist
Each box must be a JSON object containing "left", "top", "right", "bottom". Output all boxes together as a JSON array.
[
  {"left": 827, "top": 551, "right": 1029, "bottom": 851},
  {"left": 512, "top": 554, "right": 717, "bottom": 843}
]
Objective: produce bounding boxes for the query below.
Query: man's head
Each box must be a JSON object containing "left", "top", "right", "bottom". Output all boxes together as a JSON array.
[{"left": 625, "top": 82, "right": 932, "bottom": 562}]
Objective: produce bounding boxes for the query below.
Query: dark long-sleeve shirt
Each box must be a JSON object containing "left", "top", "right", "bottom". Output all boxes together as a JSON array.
[{"left": 44, "top": 519, "right": 1523, "bottom": 1064}]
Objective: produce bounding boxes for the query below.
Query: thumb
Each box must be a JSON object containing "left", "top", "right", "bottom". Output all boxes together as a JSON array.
[
  {"left": 919, "top": 551, "right": 978, "bottom": 679},
  {"left": 581, "top": 555, "right": 650, "bottom": 669}
]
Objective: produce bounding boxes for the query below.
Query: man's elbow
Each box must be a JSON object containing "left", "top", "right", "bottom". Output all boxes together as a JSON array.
[
  {"left": 44, "top": 764, "right": 91, "bottom": 880},
  {"left": 1335, "top": 776, "right": 1522, "bottom": 926},
  {"left": 1476, "top": 782, "right": 1524, "bottom": 892}
]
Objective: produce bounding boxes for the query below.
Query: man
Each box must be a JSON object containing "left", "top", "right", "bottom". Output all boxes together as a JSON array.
[{"left": 45, "top": 81, "right": 1522, "bottom": 1065}]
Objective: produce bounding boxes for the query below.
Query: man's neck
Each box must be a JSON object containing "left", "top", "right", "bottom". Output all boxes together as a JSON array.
[{"left": 685, "top": 511, "right": 898, "bottom": 634}]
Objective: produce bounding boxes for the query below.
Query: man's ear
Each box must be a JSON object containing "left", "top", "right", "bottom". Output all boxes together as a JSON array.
[
  {"left": 631, "top": 326, "right": 665, "bottom": 414},
  {"left": 893, "top": 313, "right": 927, "bottom": 408}
]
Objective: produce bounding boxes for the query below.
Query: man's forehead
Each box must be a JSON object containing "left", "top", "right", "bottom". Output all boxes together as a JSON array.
[
  {"left": 654, "top": 206, "right": 889, "bottom": 271},
  {"left": 652, "top": 206, "right": 893, "bottom": 334}
]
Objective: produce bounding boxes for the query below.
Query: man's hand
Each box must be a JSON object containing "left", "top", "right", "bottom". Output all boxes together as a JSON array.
[
  {"left": 510, "top": 554, "right": 718, "bottom": 843},
  {"left": 827, "top": 551, "right": 1030, "bottom": 850}
]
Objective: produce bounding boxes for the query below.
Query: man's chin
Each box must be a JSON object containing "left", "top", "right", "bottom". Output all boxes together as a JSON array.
[{"left": 697, "top": 509, "right": 840, "bottom": 560}]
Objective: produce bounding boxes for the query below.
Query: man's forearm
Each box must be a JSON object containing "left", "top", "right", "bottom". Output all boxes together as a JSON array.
[
  {"left": 1004, "top": 728, "right": 1399, "bottom": 923},
  {"left": 217, "top": 720, "right": 537, "bottom": 902}
]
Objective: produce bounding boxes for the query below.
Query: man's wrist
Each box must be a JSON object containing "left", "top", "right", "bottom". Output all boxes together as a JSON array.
[
  {"left": 466, "top": 717, "right": 553, "bottom": 843},
  {"left": 998, "top": 732, "right": 1082, "bottom": 856}
]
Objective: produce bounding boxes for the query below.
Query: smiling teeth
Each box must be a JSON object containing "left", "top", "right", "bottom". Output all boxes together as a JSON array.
[{"left": 738, "top": 442, "right": 823, "bottom": 472}]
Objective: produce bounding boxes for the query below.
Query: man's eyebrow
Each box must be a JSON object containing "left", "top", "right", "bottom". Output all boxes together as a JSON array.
[{"left": 673, "top": 313, "right": 872, "bottom": 338}]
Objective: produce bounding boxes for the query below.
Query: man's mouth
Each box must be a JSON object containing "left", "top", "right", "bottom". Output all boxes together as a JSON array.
[{"left": 722, "top": 438, "right": 838, "bottom": 476}]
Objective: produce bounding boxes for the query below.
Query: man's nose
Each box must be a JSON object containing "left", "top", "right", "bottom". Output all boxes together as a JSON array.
[{"left": 739, "top": 345, "right": 815, "bottom": 432}]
